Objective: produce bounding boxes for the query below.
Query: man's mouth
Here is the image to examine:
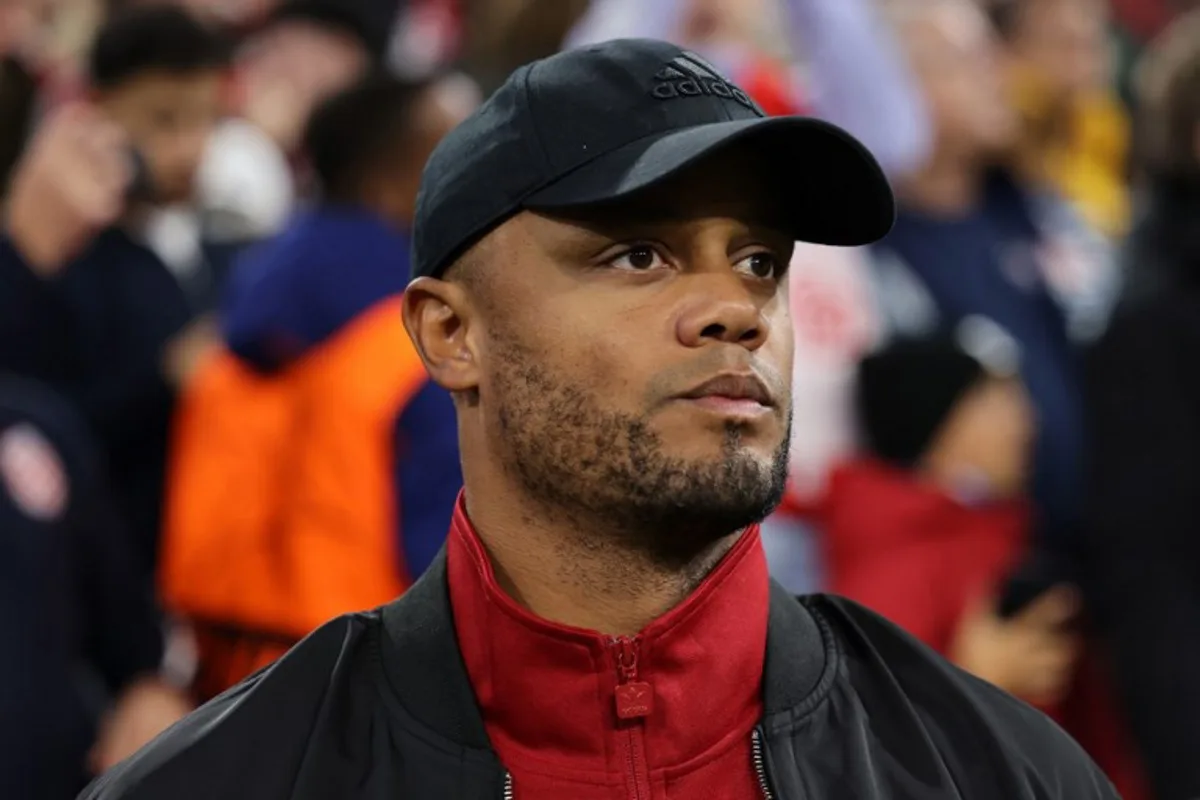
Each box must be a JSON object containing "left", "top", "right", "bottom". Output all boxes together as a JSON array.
[{"left": 677, "top": 374, "right": 775, "bottom": 418}]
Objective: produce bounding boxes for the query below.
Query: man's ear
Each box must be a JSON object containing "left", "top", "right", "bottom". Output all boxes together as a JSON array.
[{"left": 402, "top": 277, "right": 480, "bottom": 393}]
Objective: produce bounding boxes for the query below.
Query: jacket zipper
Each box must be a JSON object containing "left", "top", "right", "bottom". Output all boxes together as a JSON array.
[
  {"left": 505, "top": 665, "right": 775, "bottom": 800},
  {"left": 751, "top": 728, "right": 775, "bottom": 800},
  {"left": 613, "top": 636, "right": 654, "bottom": 800}
]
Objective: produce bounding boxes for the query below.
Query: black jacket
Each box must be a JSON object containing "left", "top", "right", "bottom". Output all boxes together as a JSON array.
[
  {"left": 0, "top": 375, "right": 164, "bottom": 800},
  {"left": 1084, "top": 174, "right": 1200, "bottom": 800},
  {"left": 83, "top": 556, "right": 1116, "bottom": 799},
  {"left": 0, "top": 228, "right": 242, "bottom": 573},
  {"left": 0, "top": 230, "right": 192, "bottom": 572}
]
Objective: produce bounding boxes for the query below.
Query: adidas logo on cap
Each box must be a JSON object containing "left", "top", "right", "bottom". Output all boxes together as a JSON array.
[{"left": 651, "top": 53, "right": 762, "bottom": 113}]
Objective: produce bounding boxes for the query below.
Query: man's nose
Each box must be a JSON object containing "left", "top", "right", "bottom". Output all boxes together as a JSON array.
[{"left": 674, "top": 269, "right": 771, "bottom": 351}]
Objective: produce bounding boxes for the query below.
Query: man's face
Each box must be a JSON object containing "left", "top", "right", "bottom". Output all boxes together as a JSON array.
[
  {"left": 903, "top": 0, "right": 1017, "bottom": 160},
  {"left": 97, "top": 68, "right": 223, "bottom": 204},
  {"left": 238, "top": 20, "right": 368, "bottom": 150},
  {"left": 0, "top": 0, "right": 53, "bottom": 63},
  {"left": 375, "top": 75, "right": 480, "bottom": 226},
  {"left": 1008, "top": 0, "right": 1110, "bottom": 99},
  {"left": 445, "top": 154, "right": 796, "bottom": 561},
  {"left": 929, "top": 375, "right": 1035, "bottom": 499}
]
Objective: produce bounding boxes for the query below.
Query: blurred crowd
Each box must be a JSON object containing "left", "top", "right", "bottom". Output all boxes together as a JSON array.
[{"left": 2, "top": 0, "right": 1200, "bottom": 797}]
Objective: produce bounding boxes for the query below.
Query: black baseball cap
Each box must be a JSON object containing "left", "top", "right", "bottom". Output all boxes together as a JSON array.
[{"left": 411, "top": 38, "right": 895, "bottom": 280}]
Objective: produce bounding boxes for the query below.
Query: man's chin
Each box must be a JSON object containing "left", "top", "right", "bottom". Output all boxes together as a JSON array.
[
  {"left": 665, "top": 438, "right": 784, "bottom": 470},
  {"left": 628, "top": 483, "right": 785, "bottom": 567},
  {"left": 657, "top": 415, "right": 785, "bottom": 454}
]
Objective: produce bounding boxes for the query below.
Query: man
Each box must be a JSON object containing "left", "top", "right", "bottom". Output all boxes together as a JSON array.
[
  {"left": 869, "top": 0, "right": 1115, "bottom": 565},
  {"left": 826, "top": 330, "right": 1075, "bottom": 704},
  {"left": 1086, "top": 10, "right": 1200, "bottom": 799},
  {"left": 0, "top": 374, "right": 191, "bottom": 799},
  {"left": 159, "top": 72, "right": 472, "bottom": 700},
  {"left": 0, "top": 0, "right": 44, "bottom": 197},
  {"left": 86, "top": 39, "right": 1116, "bottom": 799},
  {"left": 236, "top": 0, "right": 398, "bottom": 151},
  {"left": 988, "top": 0, "right": 1130, "bottom": 238},
  {"left": 0, "top": 5, "right": 230, "bottom": 571},
  {"left": 197, "top": 0, "right": 402, "bottom": 244}
]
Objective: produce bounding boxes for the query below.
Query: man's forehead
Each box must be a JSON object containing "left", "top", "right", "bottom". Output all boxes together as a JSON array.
[
  {"left": 526, "top": 153, "right": 788, "bottom": 233},
  {"left": 457, "top": 197, "right": 791, "bottom": 286}
]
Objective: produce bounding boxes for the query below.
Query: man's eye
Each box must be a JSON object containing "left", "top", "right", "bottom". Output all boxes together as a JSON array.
[
  {"left": 609, "top": 245, "right": 666, "bottom": 271},
  {"left": 734, "top": 252, "right": 781, "bottom": 280}
]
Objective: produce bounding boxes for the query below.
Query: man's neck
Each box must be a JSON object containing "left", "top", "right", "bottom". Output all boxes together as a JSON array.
[
  {"left": 462, "top": 488, "right": 741, "bottom": 636},
  {"left": 897, "top": 152, "right": 986, "bottom": 216}
]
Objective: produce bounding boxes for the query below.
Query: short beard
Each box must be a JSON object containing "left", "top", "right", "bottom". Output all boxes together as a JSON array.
[{"left": 487, "top": 334, "right": 790, "bottom": 570}]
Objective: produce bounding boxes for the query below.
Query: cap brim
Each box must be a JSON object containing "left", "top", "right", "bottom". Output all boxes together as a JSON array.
[{"left": 523, "top": 116, "right": 894, "bottom": 247}]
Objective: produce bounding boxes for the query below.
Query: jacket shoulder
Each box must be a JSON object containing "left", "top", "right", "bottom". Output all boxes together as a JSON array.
[
  {"left": 806, "top": 594, "right": 1119, "bottom": 798},
  {"left": 80, "top": 612, "right": 379, "bottom": 800}
]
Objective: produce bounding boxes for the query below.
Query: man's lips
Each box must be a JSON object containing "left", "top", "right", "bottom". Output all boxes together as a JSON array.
[{"left": 676, "top": 373, "right": 775, "bottom": 415}]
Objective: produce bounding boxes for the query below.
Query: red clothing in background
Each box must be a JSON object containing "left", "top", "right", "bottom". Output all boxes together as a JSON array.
[
  {"left": 821, "top": 458, "right": 1028, "bottom": 652},
  {"left": 738, "top": 57, "right": 804, "bottom": 118},
  {"left": 1109, "top": 0, "right": 1177, "bottom": 41},
  {"left": 817, "top": 458, "right": 1147, "bottom": 800},
  {"left": 448, "top": 499, "right": 769, "bottom": 800}
]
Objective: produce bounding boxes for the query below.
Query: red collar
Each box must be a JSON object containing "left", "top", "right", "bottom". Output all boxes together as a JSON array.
[{"left": 446, "top": 496, "right": 769, "bottom": 775}]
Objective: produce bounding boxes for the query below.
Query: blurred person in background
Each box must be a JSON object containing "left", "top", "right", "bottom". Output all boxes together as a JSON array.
[
  {"left": 388, "top": 0, "right": 463, "bottom": 79},
  {"left": 1109, "top": 0, "right": 1200, "bottom": 108},
  {"left": 0, "top": 5, "right": 229, "bottom": 575},
  {"left": 869, "top": 0, "right": 1116, "bottom": 584},
  {"left": 0, "top": 374, "right": 190, "bottom": 800},
  {"left": 232, "top": 0, "right": 388, "bottom": 153},
  {"left": 1086, "top": 10, "right": 1200, "bottom": 798},
  {"left": 159, "top": 70, "right": 474, "bottom": 700},
  {"left": 0, "top": 0, "right": 108, "bottom": 195},
  {"left": 108, "top": 0, "right": 282, "bottom": 28},
  {"left": 988, "top": 0, "right": 1131, "bottom": 240},
  {"left": 820, "top": 328, "right": 1145, "bottom": 799},
  {"left": 457, "top": 0, "right": 587, "bottom": 94},
  {"left": 196, "top": 0, "right": 401, "bottom": 245},
  {"left": 0, "top": 0, "right": 48, "bottom": 195},
  {"left": 827, "top": 330, "right": 1064, "bottom": 695}
]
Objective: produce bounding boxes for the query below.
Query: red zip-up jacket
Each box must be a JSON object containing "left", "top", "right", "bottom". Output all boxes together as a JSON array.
[{"left": 448, "top": 500, "right": 768, "bottom": 799}]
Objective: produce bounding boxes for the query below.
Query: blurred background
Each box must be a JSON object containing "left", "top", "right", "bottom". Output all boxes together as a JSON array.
[{"left": 2, "top": 0, "right": 1200, "bottom": 797}]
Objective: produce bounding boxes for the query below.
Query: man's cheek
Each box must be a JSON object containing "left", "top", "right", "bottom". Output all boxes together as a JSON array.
[{"left": 559, "top": 334, "right": 639, "bottom": 404}]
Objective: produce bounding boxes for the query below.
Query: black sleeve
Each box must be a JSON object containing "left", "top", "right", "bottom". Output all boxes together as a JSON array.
[
  {"left": 73, "top": 466, "right": 165, "bottom": 693},
  {"left": 0, "top": 372, "right": 164, "bottom": 691},
  {"left": 26, "top": 379, "right": 169, "bottom": 692},
  {"left": 79, "top": 616, "right": 372, "bottom": 800},
  {"left": 817, "top": 596, "right": 1120, "bottom": 799},
  {"left": 953, "top": 665, "right": 1120, "bottom": 799},
  {"left": 71, "top": 343, "right": 175, "bottom": 460},
  {"left": 0, "top": 233, "right": 78, "bottom": 382},
  {"left": 1084, "top": 306, "right": 1200, "bottom": 800},
  {"left": 0, "top": 232, "right": 175, "bottom": 459}
]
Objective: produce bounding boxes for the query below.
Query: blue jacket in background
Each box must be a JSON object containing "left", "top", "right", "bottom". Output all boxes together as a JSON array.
[
  {"left": 221, "top": 206, "right": 461, "bottom": 579},
  {"left": 0, "top": 228, "right": 202, "bottom": 572},
  {"left": 0, "top": 374, "right": 163, "bottom": 800}
]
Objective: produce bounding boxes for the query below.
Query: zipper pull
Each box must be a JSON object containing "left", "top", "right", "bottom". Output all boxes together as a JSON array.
[{"left": 613, "top": 636, "right": 654, "bottom": 720}]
